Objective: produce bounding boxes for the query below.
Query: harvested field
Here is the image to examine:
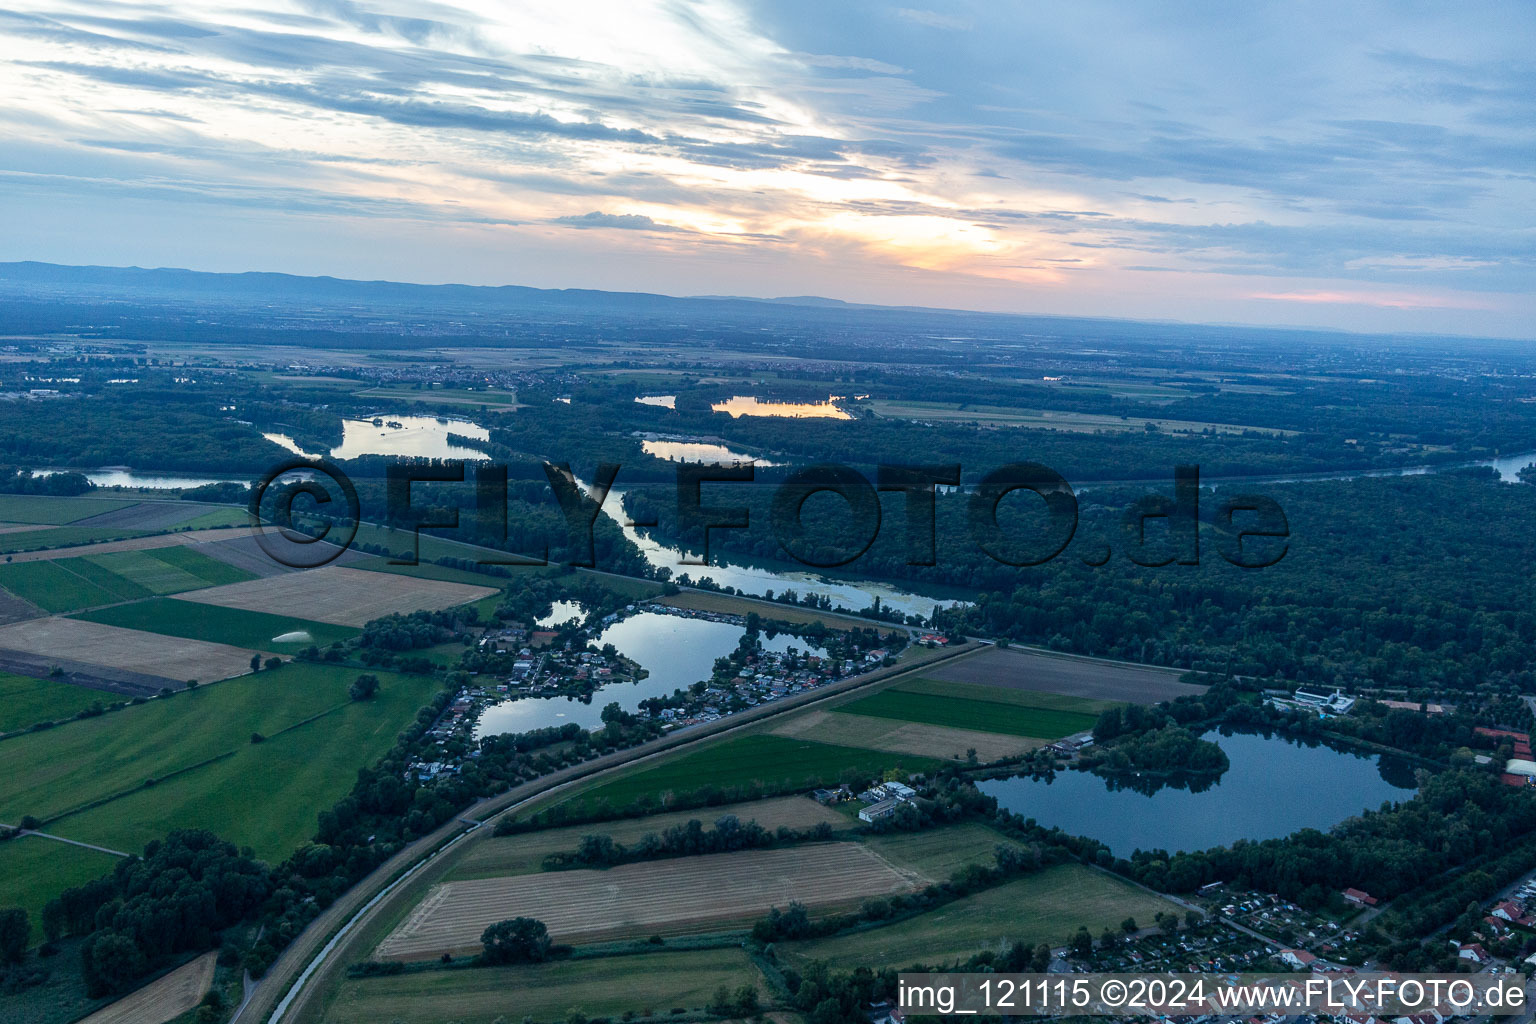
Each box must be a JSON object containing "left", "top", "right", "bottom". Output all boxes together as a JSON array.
[
  {"left": 0, "top": 495, "right": 136, "bottom": 525},
  {"left": 930, "top": 646, "right": 1204, "bottom": 704},
  {"left": 0, "top": 584, "right": 43, "bottom": 624},
  {"left": 77, "top": 952, "right": 217, "bottom": 1024},
  {"left": 193, "top": 534, "right": 363, "bottom": 577},
  {"left": 0, "top": 616, "right": 257, "bottom": 684},
  {"left": 771, "top": 709, "right": 1040, "bottom": 762},
  {"left": 451, "top": 796, "right": 846, "bottom": 880},
  {"left": 70, "top": 502, "right": 216, "bottom": 531},
  {"left": 378, "top": 842, "right": 924, "bottom": 959},
  {"left": 172, "top": 565, "right": 497, "bottom": 626}
]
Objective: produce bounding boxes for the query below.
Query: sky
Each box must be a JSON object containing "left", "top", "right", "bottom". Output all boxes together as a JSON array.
[{"left": 0, "top": 1, "right": 1533, "bottom": 337}]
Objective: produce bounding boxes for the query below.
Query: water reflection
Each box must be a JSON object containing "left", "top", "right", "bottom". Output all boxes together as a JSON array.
[
  {"left": 474, "top": 611, "right": 826, "bottom": 737},
  {"left": 640, "top": 437, "right": 780, "bottom": 467},
  {"left": 265, "top": 414, "right": 491, "bottom": 461},
  {"left": 712, "top": 395, "right": 851, "bottom": 420},
  {"left": 536, "top": 600, "right": 587, "bottom": 628}
]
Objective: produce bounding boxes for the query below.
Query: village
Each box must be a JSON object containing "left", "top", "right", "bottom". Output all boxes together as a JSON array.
[{"left": 403, "top": 601, "right": 909, "bottom": 785}]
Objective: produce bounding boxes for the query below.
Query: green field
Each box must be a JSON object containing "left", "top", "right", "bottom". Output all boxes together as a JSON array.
[
  {"left": 0, "top": 664, "right": 436, "bottom": 917},
  {"left": 0, "top": 495, "right": 136, "bottom": 525},
  {"left": 91, "top": 546, "right": 256, "bottom": 592},
  {"left": 0, "top": 672, "right": 114, "bottom": 733},
  {"left": 74, "top": 597, "right": 358, "bottom": 650},
  {"left": 0, "top": 560, "right": 134, "bottom": 612},
  {"left": 782, "top": 863, "right": 1176, "bottom": 969},
  {"left": 0, "top": 548, "right": 257, "bottom": 613},
  {"left": 838, "top": 688, "right": 1099, "bottom": 739},
  {"left": 864, "top": 822, "right": 1024, "bottom": 878},
  {"left": 181, "top": 506, "right": 247, "bottom": 529},
  {"left": 320, "top": 947, "right": 761, "bottom": 1024},
  {"left": 0, "top": 526, "right": 150, "bottom": 554},
  {"left": 548, "top": 734, "right": 942, "bottom": 817},
  {"left": 0, "top": 837, "right": 122, "bottom": 942}
]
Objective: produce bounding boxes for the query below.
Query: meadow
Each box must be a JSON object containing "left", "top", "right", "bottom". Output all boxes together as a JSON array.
[
  {"left": 0, "top": 663, "right": 426, "bottom": 844},
  {"left": 0, "top": 671, "right": 113, "bottom": 733},
  {"left": 0, "top": 836, "right": 121, "bottom": 942},
  {"left": 73, "top": 597, "right": 358, "bottom": 650}
]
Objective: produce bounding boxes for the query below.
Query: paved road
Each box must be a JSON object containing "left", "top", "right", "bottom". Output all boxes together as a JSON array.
[{"left": 232, "top": 640, "right": 980, "bottom": 1024}]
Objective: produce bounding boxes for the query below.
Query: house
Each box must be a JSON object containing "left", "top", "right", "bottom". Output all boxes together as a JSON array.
[
  {"left": 1457, "top": 943, "right": 1491, "bottom": 964},
  {"left": 883, "top": 781, "right": 917, "bottom": 801},
  {"left": 1491, "top": 900, "right": 1533, "bottom": 926},
  {"left": 1278, "top": 949, "right": 1317, "bottom": 969},
  {"left": 810, "top": 788, "right": 841, "bottom": 805},
  {"left": 859, "top": 798, "right": 904, "bottom": 823},
  {"left": 1342, "top": 888, "right": 1378, "bottom": 907}
]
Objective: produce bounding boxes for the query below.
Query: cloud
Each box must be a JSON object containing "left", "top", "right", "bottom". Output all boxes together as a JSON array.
[
  {"left": 892, "top": 8, "right": 972, "bottom": 31},
  {"left": 551, "top": 211, "right": 681, "bottom": 231}
]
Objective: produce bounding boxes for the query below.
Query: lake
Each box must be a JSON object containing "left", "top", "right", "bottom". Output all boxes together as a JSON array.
[
  {"left": 640, "top": 436, "right": 781, "bottom": 467},
  {"left": 979, "top": 728, "right": 1417, "bottom": 857},
  {"left": 45, "top": 467, "right": 246, "bottom": 489},
  {"left": 265, "top": 414, "right": 491, "bottom": 461},
  {"left": 712, "top": 395, "right": 851, "bottom": 420},
  {"left": 635, "top": 395, "right": 676, "bottom": 409},
  {"left": 474, "top": 611, "right": 826, "bottom": 737}
]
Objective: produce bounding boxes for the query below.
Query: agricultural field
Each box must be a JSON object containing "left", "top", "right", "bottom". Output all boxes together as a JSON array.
[
  {"left": 836, "top": 688, "right": 1099, "bottom": 739},
  {"left": 864, "top": 822, "right": 1026, "bottom": 878},
  {"left": 0, "top": 547, "right": 257, "bottom": 613},
  {"left": 318, "top": 947, "right": 762, "bottom": 1024},
  {"left": 0, "top": 526, "right": 151, "bottom": 554},
  {"left": 545, "top": 734, "right": 942, "bottom": 817},
  {"left": 0, "top": 670, "right": 114, "bottom": 733},
  {"left": 769, "top": 708, "right": 1038, "bottom": 762},
  {"left": 864, "top": 399, "right": 1293, "bottom": 436},
  {"left": 927, "top": 645, "right": 1205, "bottom": 705},
  {"left": 0, "top": 836, "right": 121, "bottom": 942},
  {"left": 76, "top": 952, "right": 217, "bottom": 1024},
  {"left": 377, "top": 842, "right": 924, "bottom": 958},
  {"left": 450, "top": 795, "right": 847, "bottom": 881},
  {"left": 68, "top": 501, "right": 225, "bottom": 531},
  {"left": 780, "top": 863, "right": 1179, "bottom": 970},
  {"left": 0, "top": 615, "right": 260, "bottom": 683},
  {"left": 169, "top": 565, "right": 497, "bottom": 626},
  {"left": 351, "top": 384, "right": 523, "bottom": 408},
  {"left": 74, "top": 596, "right": 357, "bottom": 651},
  {"left": 0, "top": 664, "right": 435, "bottom": 915},
  {"left": 0, "top": 495, "right": 137, "bottom": 525}
]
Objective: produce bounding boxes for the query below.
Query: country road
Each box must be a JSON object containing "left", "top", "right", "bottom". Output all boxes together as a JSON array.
[{"left": 233, "top": 638, "right": 982, "bottom": 1024}]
